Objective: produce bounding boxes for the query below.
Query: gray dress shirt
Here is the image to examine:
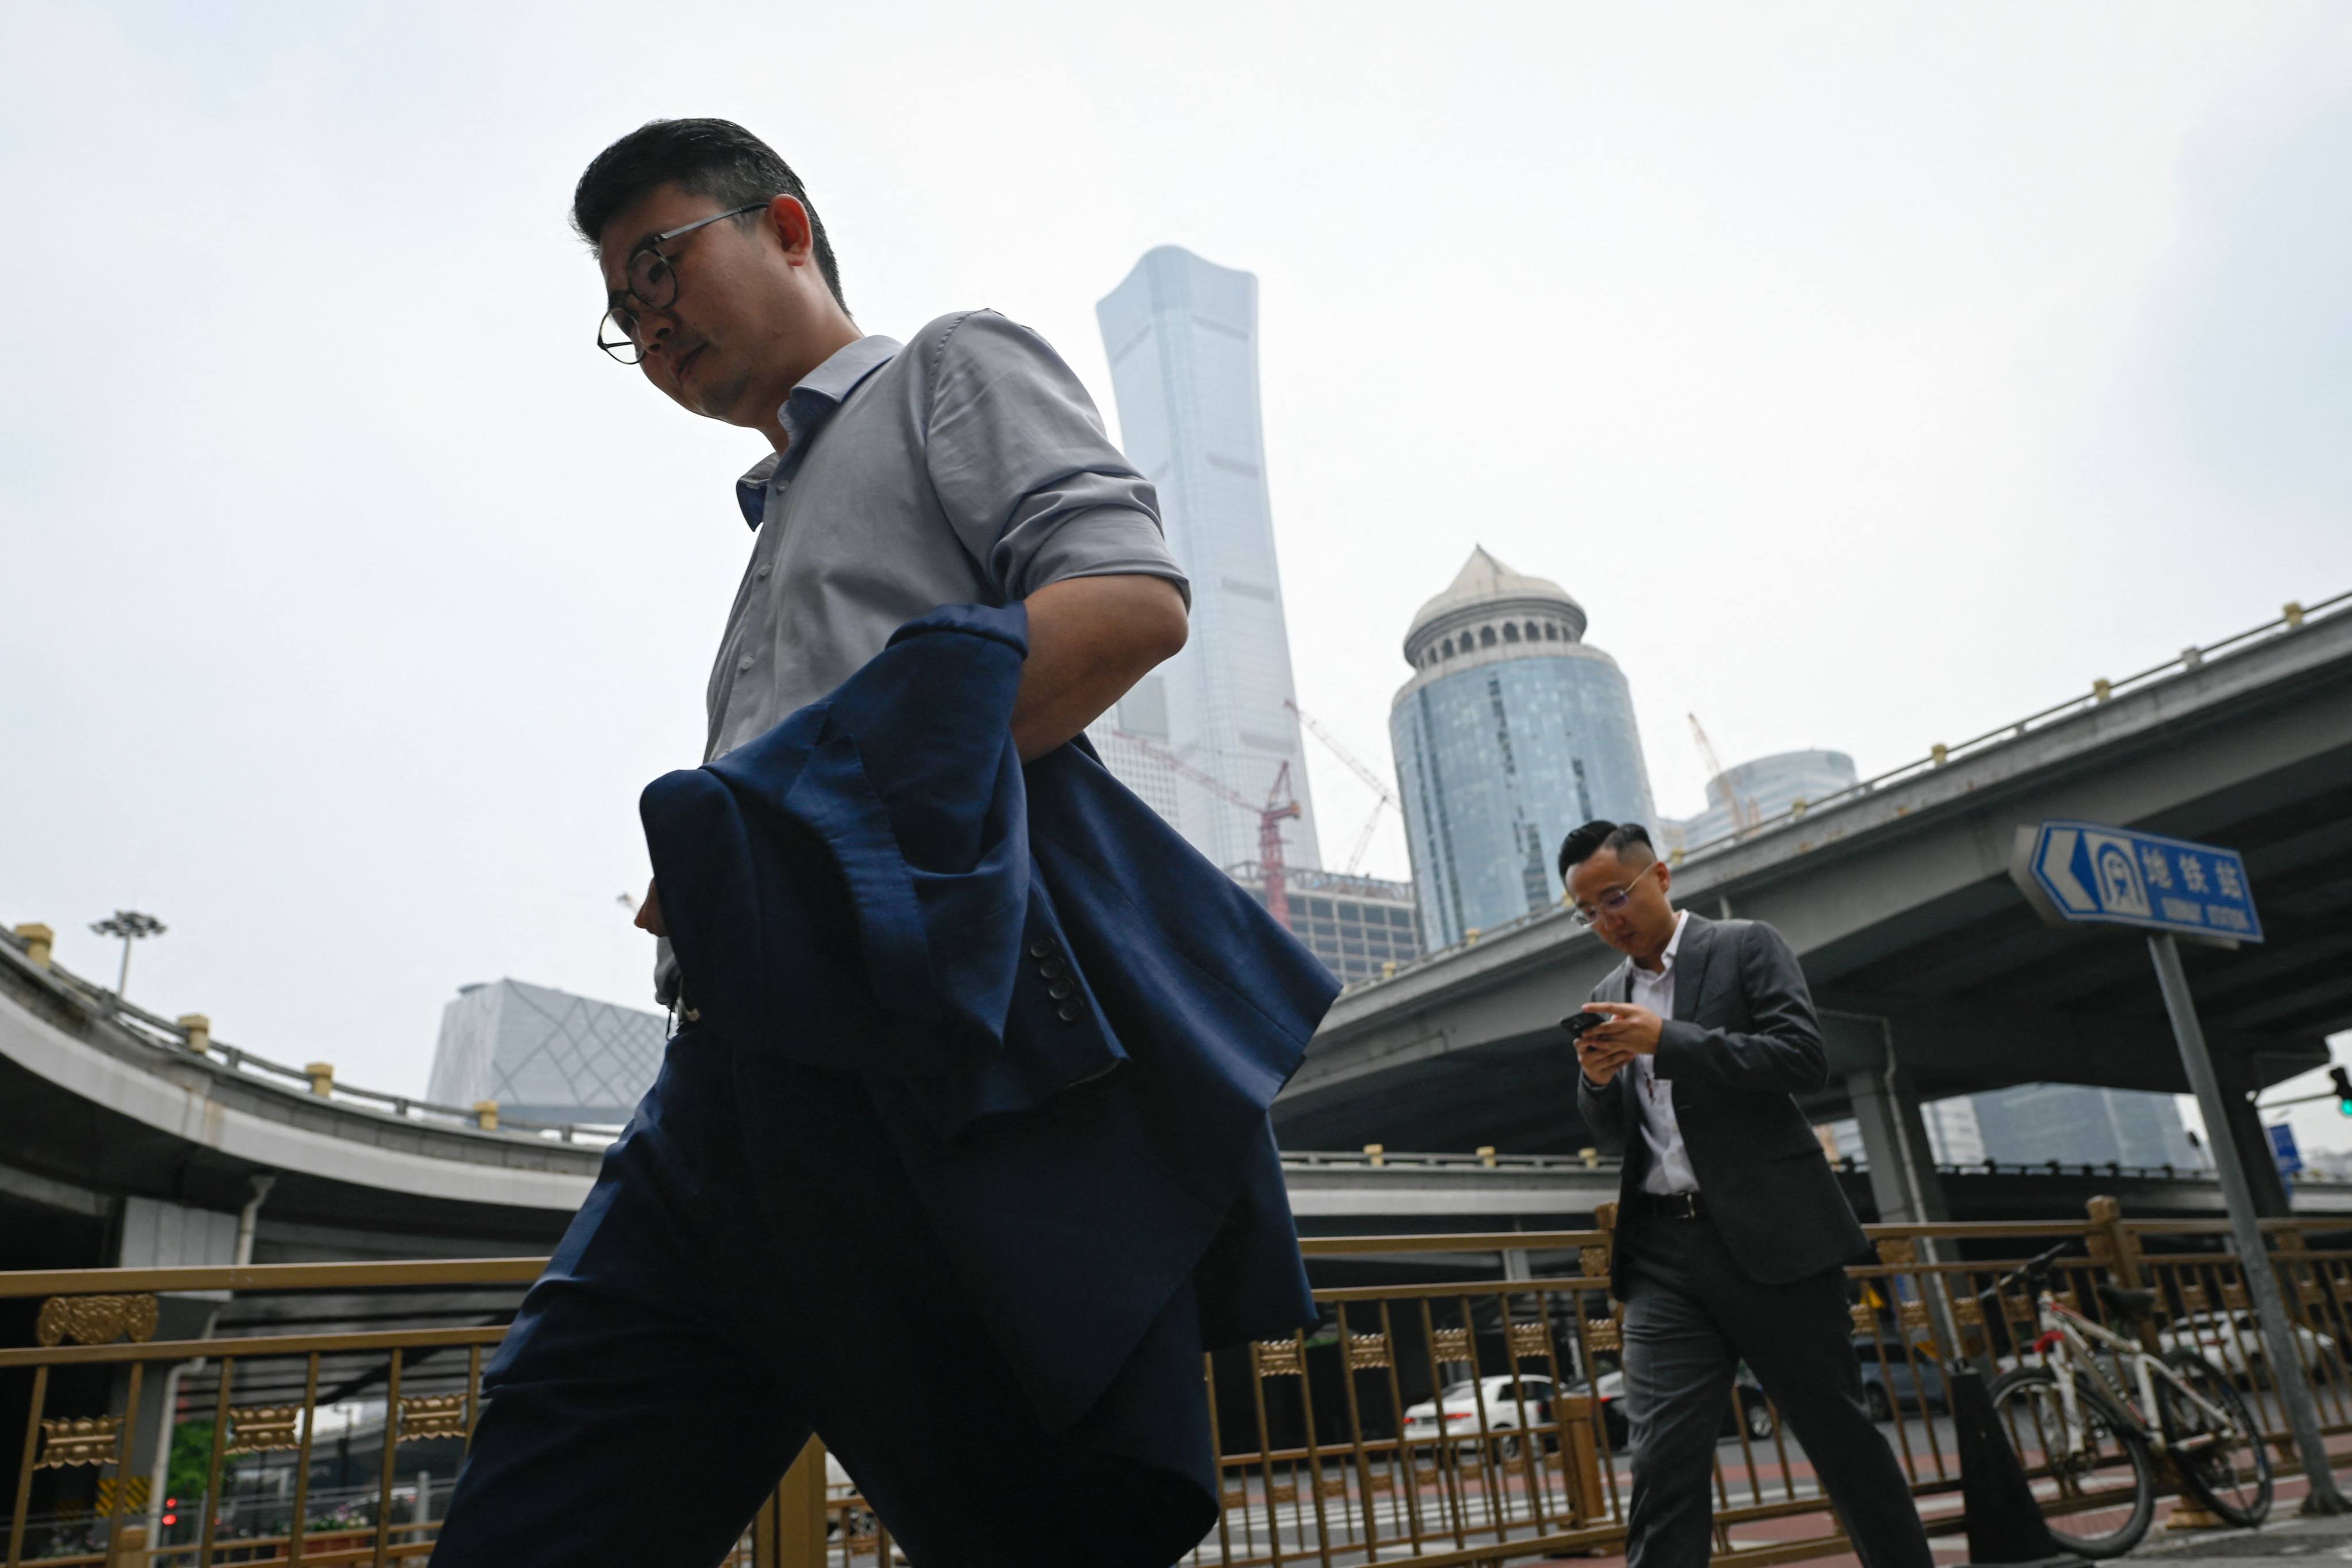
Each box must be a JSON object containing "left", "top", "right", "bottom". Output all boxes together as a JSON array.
[
  {"left": 656, "top": 310, "right": 1187, "bottom": 1001},
  {"left": 701, "top": 310, "right": 1187, "bottom": 764}
]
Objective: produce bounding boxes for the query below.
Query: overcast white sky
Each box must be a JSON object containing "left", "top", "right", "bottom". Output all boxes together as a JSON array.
[{"left": 5, "top": 3, "right": 2350, "bottom": 1121}]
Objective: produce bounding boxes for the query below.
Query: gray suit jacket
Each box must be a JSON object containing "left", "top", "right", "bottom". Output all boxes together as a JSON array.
[{"left": 1575, "top": 912, "right": 1869, "bottom": 1296}]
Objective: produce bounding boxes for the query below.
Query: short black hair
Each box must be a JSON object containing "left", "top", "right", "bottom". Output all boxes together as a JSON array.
[
  {"left": 572, "top": 118, "right": 847, "bottom": 314},
  {"left": 1556, "top": 819, "right": 1654, "bottom": 881}
]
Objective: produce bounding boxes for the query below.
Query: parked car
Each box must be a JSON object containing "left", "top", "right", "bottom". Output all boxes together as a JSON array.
[
  {"left": 2157, "top": 1311, "right": 2337, "bottom": 1387},
  {"left": 1852, "top": 1338, "right": 1947, "bottom": 1421},
  {"left": 1401, "top": 1374, "right": 1561, "bottom": 1457},
  {"left": 1579, "top": 1369, "right": 1776, "bottom": 1449}
]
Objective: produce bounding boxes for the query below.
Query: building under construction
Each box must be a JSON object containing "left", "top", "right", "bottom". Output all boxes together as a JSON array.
[{"left": 1225, "top": 865, "right": 1419, "bottom": 986}]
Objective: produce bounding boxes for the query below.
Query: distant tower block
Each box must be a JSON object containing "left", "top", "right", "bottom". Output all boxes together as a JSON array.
[
  {"left": 427, "top": 979, "right": 667, "bottom": 1126},
  {"left": 1096, "top": 246, "right": 1320, "bottom": 874},
  {"left": 1390, "top": 547, "right": 1657, "bottom": 950}
]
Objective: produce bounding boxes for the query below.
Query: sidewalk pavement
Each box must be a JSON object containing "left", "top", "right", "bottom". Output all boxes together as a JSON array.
[{"left": 2135, "top": 1513, "right": 2352, "bottom": 1563}]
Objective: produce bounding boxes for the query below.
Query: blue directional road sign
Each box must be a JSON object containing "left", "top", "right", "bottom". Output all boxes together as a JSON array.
[
  {"left": 2271, "top": 1122, "right": 2304, "bottom": 1177},
  {"left": 2010, "top": 820, "right": 2264, "bottom": 943}
]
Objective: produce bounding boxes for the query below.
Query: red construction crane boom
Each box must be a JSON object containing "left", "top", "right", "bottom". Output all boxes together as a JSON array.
[{"left": 1112, "top": 732, "right": 1304, "bottom": 928}]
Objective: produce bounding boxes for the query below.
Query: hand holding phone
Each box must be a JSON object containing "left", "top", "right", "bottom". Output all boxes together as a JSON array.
[
  {"left": 1562, "top": 1008, "right": 1628, "bottom": 1086},
  {"left": 1558, "top": 1009, "right": 1607, "bottom": 1042}
]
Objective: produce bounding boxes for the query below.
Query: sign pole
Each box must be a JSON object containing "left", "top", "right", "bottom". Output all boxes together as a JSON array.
[{"left": 2148, "top": 932, "right": 2349, "bottom": 1512}]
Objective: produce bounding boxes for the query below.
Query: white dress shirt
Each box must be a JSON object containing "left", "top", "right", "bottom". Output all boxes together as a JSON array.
[{"left": 1627, "top": 911, "right": 1699, "bottom": 1195}]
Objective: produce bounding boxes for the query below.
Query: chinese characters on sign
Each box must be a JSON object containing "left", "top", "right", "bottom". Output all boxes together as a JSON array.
[{"left": 2011, "top": 821, "right": 2265, "bottom": 943}]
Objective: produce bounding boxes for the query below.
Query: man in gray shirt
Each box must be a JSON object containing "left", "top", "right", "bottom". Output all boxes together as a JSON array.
[
  {"left": 602, "top": 127, "right": 1190, "bottom": 962},
  {"left": 431, "top": 119, "right": 1220, "bottom": 1568}
]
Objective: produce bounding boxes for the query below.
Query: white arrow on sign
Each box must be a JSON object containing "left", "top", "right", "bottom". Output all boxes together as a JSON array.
[{"left": 2037, "top": 827, "right": 2098, "bottom": 913}]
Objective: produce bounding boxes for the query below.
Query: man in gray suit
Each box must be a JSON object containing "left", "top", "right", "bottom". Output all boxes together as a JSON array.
[{"left": 1564, "top": 820, "right": 1931, "bottom": 1568}]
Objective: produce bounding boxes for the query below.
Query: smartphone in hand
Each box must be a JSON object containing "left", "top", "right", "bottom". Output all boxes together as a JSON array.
[{"left": 1558, "top": 1009, "right": 1606, "bottom": 1042}]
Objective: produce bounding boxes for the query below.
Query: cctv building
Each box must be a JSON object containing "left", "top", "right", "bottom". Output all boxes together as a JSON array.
[
  {"left": 1390, "top": 549, "right": 1656, "bottom": 950},
  {"left": 424, "top": 978, "right": 666, "bottom": 1126},
  {"left": 1094, "top": 245, "right": 1321, "bottom": 873}
]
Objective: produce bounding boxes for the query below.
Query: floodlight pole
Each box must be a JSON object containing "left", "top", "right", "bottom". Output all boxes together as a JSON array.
[
  {"left": 2150, "top": 932, "right": 2348, "bottom": 1512},
  {"left": 87, "top": 910, "right": 165, "bottom": 1002}
]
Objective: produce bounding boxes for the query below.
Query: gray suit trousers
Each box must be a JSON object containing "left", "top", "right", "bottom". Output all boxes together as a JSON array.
[{"left": 1619, "top": 1213, "right": 1932, "bottom": 1568}]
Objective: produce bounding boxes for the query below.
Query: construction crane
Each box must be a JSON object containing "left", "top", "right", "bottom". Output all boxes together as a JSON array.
[
  {"left": 1114, "top": 733, "right": 1305, "bottom": 928},
  {"left": 1687, "top": 713, "right": 1761, "bottom": 833},
  {"left": 1286, "top": 700, "right": 1400, "bottom": 875}
]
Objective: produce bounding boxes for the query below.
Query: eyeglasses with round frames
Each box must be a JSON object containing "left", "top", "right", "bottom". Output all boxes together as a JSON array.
[
  {"left": 1567, "top": 858, "right": 1662, "bottom": 928},
  {"left": 595, "top": 200, "right": 772, "bottom": 365}
]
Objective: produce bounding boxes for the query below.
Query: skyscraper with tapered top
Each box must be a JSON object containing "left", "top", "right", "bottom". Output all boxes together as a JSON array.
[{"left": 1093, "top": 246, "right": 1321, "bottom": 877}]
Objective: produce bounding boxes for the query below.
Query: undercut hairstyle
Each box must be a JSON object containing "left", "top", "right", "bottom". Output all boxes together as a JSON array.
[
  {"left": 1556, "top": 819, "right": 1654, "bottom": 881},
  {"left": 571, "top": 118, "right": 847, "bottom": 314}
]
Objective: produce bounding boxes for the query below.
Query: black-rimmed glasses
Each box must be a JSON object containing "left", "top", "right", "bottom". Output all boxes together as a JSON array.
[{"left": 596, "top": 200, "right": 771, "bottom": 364}]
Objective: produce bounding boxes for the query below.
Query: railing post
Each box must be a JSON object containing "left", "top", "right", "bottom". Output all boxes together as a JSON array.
[
  {"left": 14, "top": 923, "right": 55, "bottom": 968},
  {"left": 769, "top": 1435, "right": 827, "bottom": 1568},
  {"left": 105, "top": 1523, "right": 146, "bottom": 1568},
  {"left": 2084, "top": 1196, "right": 2158, "bottom": 1353}
]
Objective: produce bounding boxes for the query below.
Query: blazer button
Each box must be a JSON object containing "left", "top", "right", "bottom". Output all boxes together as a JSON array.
[
  {"left": 1038, "top": 957, "right": 1067, "bottom": 980},
  {"left": 1055, "top": 1001, "right": 1082, "bottom": 1024},
  {"left": 1047, "top": 979, "right": 1074, "bottom": 1000},
  {"left": 1027, "top": 939, "right": 1055, "bottom": 959}
]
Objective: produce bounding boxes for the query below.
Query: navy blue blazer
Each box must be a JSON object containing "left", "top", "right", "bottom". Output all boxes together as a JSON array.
[{"left": 639, "top": 603, "right": 1339, "bottom": 1430}]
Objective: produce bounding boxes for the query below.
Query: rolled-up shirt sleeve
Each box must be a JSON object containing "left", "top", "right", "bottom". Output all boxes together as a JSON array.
[{"left": 923, "top": 311, "right": 1190, "bottom": 606}]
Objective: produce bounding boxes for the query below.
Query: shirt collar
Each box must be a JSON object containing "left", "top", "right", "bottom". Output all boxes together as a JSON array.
[
  {"left": 733, "top": 334, "right": 903, "bottom": 528},
  {"left": 1641, "top": 909, "right": 1691, "bottom": 980}
]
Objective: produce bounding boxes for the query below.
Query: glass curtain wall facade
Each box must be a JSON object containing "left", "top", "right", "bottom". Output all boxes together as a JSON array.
[
  {"left": 1095, "top": 246, "right": 1320, "bottom": 874},
  {"left": 1084, "top": 679, "right": 1182, "bottom": 827},
  {"left": 1390, "top": 549, "right": 1655, "bottom": 950},
  {"left": 1664, "top": 749, "right": 1860, "bottom": 856},
  {"left": 425, "top": 978, "right": 667, "bottom": 1125},
  {"left": 1970, "top": 1084, "right": 2205, "bottom": 1170}
]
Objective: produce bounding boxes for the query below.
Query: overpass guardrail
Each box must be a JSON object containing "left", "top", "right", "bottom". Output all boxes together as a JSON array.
[
  {"left": 0, "top": 928, "right": 624, "bottom": 1148},
  {"left": 9, "top": 1198, "right": 2352, "bottom": 1566},
  {"left": 1285, "top": 1144, "right": 2352, "bottom": 1190}
]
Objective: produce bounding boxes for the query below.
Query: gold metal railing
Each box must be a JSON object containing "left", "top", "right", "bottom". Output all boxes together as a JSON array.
[{"left": 7, "top": 1202, "right": 2352, "bottom": 1568}]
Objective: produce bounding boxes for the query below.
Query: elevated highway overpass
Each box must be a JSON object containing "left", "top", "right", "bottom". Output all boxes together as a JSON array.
[
  {"left": 16, "top": 919, "right": 2350, "bottom": 1277},
  {"left": 9, "top": 912, "right": 2351, "bottom": 1277},
  {"left": 1278, "top": 593, "right": 2352, "bottom": 1228},
  {"left": 0, "top": 929, "right": 601, "bottom": 1275}
]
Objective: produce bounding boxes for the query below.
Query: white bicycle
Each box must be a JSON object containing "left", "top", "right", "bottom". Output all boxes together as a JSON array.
[{"left": 1983, "top": 1241, "right": 2272, "bottom": 1557}]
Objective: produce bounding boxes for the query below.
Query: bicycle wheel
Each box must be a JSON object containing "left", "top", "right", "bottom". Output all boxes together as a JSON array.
[
  {"left": 1989, "top": 1365, "right": 2157, "bottom": 1558},
  {"left": 2158, "top": 1349, "right": 2273, "bottom": 1526}
]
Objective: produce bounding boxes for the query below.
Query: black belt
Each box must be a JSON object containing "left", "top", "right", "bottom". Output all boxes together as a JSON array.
[{"left": 1631, "top": 1190, "right": 1707, "bottom": 1219}]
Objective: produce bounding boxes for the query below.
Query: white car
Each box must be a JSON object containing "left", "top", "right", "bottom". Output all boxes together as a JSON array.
[
  {"left": 2156, "top": 1311, "right": 2336, "bottom": 1385},
  {"left": 1401, "top": 1374, "right": 1558, "bottom": 1454}
]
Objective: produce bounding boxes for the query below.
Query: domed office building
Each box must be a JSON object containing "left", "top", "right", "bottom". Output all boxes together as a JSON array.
[{"left": 1389, "top": 548, "right": 1656, "bottom": 950}]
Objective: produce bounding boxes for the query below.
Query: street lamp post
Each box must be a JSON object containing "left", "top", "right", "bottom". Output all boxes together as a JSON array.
[{"left": 88, "top": 910, "right": 166, "bottom": 1000}]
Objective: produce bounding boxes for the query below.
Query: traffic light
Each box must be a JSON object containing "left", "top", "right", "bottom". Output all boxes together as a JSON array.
[{"left": 2330, "top": 1066, "right": 2352, "bottom": 1116}]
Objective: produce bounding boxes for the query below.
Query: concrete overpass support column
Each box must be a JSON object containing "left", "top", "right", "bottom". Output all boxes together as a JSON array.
[
  {"left": 113, "top": 1198, "right": 239, "bottom": 1534},
  {"left": 2212, "top": 1053, "right": 2292, "bottom": 1220},
  {"left": 1847, "top": 1069, "right": 1949, "bottom": 1225}
]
